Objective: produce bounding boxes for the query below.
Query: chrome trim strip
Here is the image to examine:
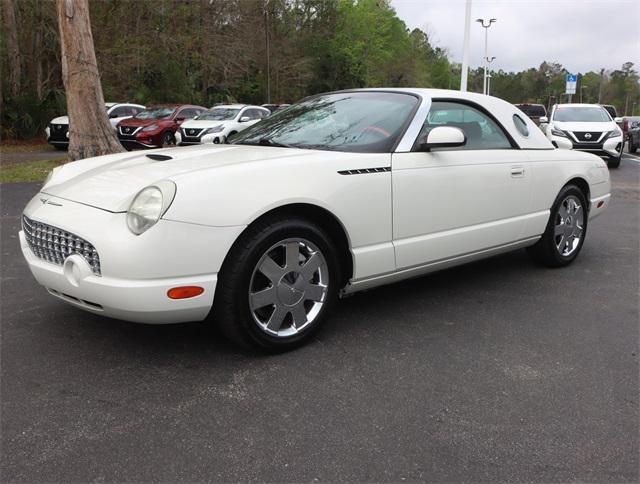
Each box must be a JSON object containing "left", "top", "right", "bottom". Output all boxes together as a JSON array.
[{"left": 395, "top": 94, "right": 432, "bottom": 152}]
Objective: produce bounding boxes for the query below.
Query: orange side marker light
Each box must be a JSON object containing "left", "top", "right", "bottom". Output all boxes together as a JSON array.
[{"left": 167, "top": 286, "right": 204, "bottom": 299}]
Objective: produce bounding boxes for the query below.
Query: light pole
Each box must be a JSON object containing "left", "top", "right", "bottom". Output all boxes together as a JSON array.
[
  {"left": 460, "top": 0, "right": 472, "bottom": 91},
  {"left": 486, "top": 56, "right": 496, "bottom": 95},
  {"left": 476, "top": 17, "right": 496, "bottom": 95}
]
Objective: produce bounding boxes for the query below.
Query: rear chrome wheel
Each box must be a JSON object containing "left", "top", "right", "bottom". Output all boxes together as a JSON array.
[
  {"left": 554, "top": 195, "right": 584, "bottom": 257},
  {"left": 249, "top": 238, "right": 329, "bottom": 337},
  {"left": 527, "top": 184, "right": 588, "bottom": 267}
]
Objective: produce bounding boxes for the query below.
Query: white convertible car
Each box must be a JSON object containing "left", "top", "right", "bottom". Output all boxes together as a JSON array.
[{"left": 21, "top": 89, "right": 611, "bottom": 350}]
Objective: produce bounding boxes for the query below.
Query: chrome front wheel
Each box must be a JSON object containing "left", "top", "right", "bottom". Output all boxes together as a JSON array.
[{"left": 249, "top": 238, "right": 329, "bottom": 337}]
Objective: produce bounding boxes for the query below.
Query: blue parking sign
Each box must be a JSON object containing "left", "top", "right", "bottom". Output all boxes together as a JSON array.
[{"left": 566, "top": 74, "right": 577, "bottom": 82}]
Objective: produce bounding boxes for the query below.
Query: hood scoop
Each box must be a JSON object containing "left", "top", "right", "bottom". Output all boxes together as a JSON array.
[{"left": 146, "top": 154, "right": 173, "bottom": 161}]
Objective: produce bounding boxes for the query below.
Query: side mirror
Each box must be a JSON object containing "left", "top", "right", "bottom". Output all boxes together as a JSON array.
[
  {"left": 418, "top": 126, "right": 466, "bottom": 151},
  {"left": 109, "top": 112, "right": 119, "bottom": 119},
  {"left": 539, "top": 116, "right": 548, "bottom": 124},
  {"left": 175, "top": 117, "right": 185, "bottom": 123},
  {"left": 614, "top": 117, "right": 623, "bottom": 123},
  {"left": 239, "top": 116, "right": 251, "bottom": 123}
]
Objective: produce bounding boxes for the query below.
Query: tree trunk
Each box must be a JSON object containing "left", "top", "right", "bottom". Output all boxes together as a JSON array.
[
  {"left": 2, "top": 0, "right": 21, "bottom": 98},
  {"left": 55, "top": 0, "right": 124, "bottom": 161}
]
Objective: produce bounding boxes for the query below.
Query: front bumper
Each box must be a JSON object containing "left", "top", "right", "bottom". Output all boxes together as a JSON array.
[
  {"left": 176, "top": 131, "right": 225, "bottom": 146},
  {"left": 20, "top": 193, "right": 244, "bottom": 324},
  {"left": 550, "top": 134, "right": 622, "bottom": 158}
]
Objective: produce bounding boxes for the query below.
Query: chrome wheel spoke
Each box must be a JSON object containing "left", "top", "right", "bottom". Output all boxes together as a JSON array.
[
  {"left": 266, "top": 306, "right": 288, "bottom": 331},
  {"left": 305, "top": 283, "right": 326, "bottom": 302},
  {"left": 554, "top": 223, "right": 565, "bottom": 236},
  {"left": 285, "top": 242, "right": 300, "bottom": 270},
  {"left": 290, "top": 303, "right": 308, "bottom": 329},
  {"left": 558, "top": 203, "right": 569, "bottom": 218},
  {"left": 300, "top": 252, "right": 322, "bottom": 280},
  {"left": 259, "top": 256, "right": 284, "bottom": 283},
  {"left": 250, "top": 286, "right": 276, "bottom": 310}
]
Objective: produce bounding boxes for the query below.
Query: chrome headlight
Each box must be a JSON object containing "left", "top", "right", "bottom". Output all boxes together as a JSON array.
[
  {"left": 551, "top": 127, "right": 566, "bottom": 137},
  {"left": 126, "top": 181, "right": 177, "bottom": 235},
  {"left": 142, "top": 123, "right": 159, "bottom": 132},
  {"left": 608, "top": 128, "right": 622, "bottom": 139},
  {"left": 204, "top": 125, "right": 224, "bottom": 134}
]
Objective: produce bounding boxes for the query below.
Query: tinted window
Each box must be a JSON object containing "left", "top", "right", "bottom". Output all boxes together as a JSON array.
[
  {"left": 178, "top": 108, "right": 200, "bottom": 119},
  {"left": 516, "top": 104, "right": 546, "bottom": 117},
  {"left": 233, "top": 92, "right": 419, "bottom": 153},
  {"left": 110, "top": 106, "right": 130, "bottom": 117},
  {"left": 553, "top": 107, "right": 610, "bottom": 122},
  {"left": 135, "top": 108, "right": 175, "bottom": 120},
  {"left": 199, "top": 108, "right": 240, "bottom": 121},
  {"left": 416, "top": 101, "right": 512, "bottom": 150}
]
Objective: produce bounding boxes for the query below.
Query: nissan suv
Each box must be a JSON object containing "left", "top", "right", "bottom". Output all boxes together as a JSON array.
[
  {"left": 116, "top": 104, "right": 206, "bottom": 149},
  {"left": 542, "top": 103, "right": 624, "bottom": 168}
]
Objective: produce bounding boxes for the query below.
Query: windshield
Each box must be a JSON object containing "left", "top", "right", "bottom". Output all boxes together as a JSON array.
[
  {"left": 198, "top": 108, "right": 240, "bottom": 121},
  {"left": 134, "top": 107, "right": 175, "bottom": 120},
  {"left": 516, "top": 104, "right": 546, "bottom": 117},
  {"left": 553, "top": 107, "right": 610, "bottom": 122},
  {"left": 232, "top": 92, "right": 419, "bottom": 153}
]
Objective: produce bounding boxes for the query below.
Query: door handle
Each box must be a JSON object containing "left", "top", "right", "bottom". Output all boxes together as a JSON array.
[{"left": 510, "top": 166, "right": 525, "bottom": 177}]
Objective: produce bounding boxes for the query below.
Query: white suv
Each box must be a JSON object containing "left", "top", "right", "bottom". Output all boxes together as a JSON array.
[
  {"left": 45, "top": 102, "right": 145, "bottom": 150},
  {"left": 176, "top": 104, "right": 270, "bottom": 145},
  {"left": 542, "top": 103, "right": 624, "bottom": 168}
]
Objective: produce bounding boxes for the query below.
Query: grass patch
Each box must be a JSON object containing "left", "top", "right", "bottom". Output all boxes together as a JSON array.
[
  {"left": 0, "top": 159, "right": 65, "bottom": 183},
  {"left": 0, "top": 143, "right": 56, "bottom": 153}
]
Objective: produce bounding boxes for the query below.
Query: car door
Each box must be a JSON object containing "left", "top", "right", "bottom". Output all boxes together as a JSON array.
[{"left": 392, "top": 100, "right": 533, "bottom": 270}]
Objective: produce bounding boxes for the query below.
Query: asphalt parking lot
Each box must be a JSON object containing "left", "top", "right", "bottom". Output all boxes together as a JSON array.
[{"left": 1, "top": 156, "right": 638, "bottom": 482}]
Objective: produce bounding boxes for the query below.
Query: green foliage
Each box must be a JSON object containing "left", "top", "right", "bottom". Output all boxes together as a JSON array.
[
  {"left": 2, "top": 0, "right": 639, "bottom": 141},
  {"left": 0, "top": 159, "right": 65, "bottom": 183}
]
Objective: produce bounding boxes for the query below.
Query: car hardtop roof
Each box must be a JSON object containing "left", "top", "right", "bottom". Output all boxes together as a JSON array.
[
  {"left": 144, "top": 104, "right": 205, "bottom": 110},
  {"left": 554, "top": 103, "right": 606, "bottom": 109},
  {"left": 320, "top": 87, "right": 515, "bottom": 104},
  {"left": 210, "top": 104, "right": 268, "bottom": 110}
]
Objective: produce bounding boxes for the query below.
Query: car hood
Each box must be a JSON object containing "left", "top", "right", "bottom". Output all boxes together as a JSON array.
[
  {"left": 552, "top": 121, "right": 615, "bottom": 132},
  {"left": 180, "top": 119, "right": 231, "bottom": 129},
  {"left": 41, "top": 144, "right": 309, "bottom": 212},
  {"left": 118, "top": 117, "right": 167, "bottom": 127},
  {"left": 50, "top": 116, "right": 69, "bottom": 125}
]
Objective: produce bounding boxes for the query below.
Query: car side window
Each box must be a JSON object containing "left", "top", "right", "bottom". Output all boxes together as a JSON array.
[
  {"left": 417, "top": 101, "right": 512, "bottom": 151},
  {"left": 110, "top": 106, "right": 130, "bottom": 117},
  {"left": 243, "top": 109, "right": 260, "bottom": 120},
  {"left": 178, "top": 108, "right": 198, "bottom": 119}
]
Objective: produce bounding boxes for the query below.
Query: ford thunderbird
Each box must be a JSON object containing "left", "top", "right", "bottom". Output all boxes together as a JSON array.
[{"left": 20, "top": 89, "right": 611, "bottom": 350}]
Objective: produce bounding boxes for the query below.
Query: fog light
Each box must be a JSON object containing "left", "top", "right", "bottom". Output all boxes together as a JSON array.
[{"left": 167, "top": 286, "right": 204, "bottom": 299}]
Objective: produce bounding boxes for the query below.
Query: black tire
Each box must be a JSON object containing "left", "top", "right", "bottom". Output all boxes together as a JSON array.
[
  {"left": 608, "top": 155, "right": 621, "bottom": 168},
  {"left": 224, "top": 131, "right": 238, "bottom": 143},
  {"left": 527, "top": 184, "right": 588, "bottom": 267},
  {"left": 629, "top": 138, "right": 638, "bottom": 153},
  {"left": 160, "top": 131, "right": 175, "bottom": 148},
  {"left": 212, "top": 215, "right": 340, "bottom": 352}
]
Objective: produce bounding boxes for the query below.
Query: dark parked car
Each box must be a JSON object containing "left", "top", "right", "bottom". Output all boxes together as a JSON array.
[
  {"left": 116, "top": 104, "right": 206, "bottom": 149},
  {"left": 515, "top": 103, "right": 548, "bottom": 126},
  {"left": 623, "top": 116, "right": 640, "bottom": 153}
]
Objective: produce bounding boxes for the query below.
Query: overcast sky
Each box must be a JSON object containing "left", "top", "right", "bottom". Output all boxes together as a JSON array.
[{"left": 390, "top": 0, "right": 640, "bottom": 74}]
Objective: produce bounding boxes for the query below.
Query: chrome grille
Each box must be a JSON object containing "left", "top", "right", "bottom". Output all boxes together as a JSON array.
[
  {"left": 182, "top": 127, "right": 204, "bottom": 138},
  {"left": 22, "top": 215, "right": 101, "bottom": 276}
]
